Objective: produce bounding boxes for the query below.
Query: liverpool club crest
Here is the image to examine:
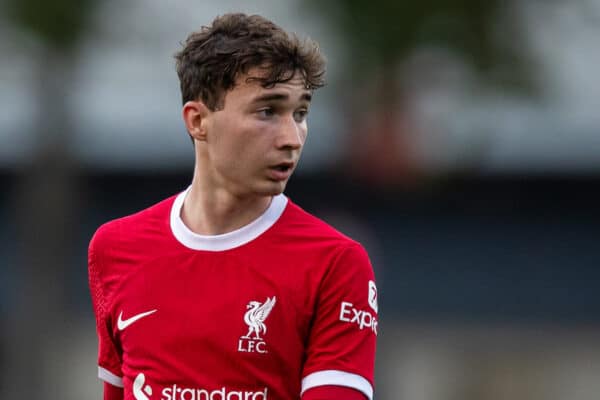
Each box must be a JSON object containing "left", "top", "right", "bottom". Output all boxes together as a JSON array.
[{"left": 238, "top": 296, "right": 276, "bottom": 353}]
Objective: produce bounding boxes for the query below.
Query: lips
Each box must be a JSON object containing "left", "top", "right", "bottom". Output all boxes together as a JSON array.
[
  {"left": 268, "top": 161, "right": 295, "bottom": 180},
  {"left": 271, "top": 161, "right": 294, "bottom": 172}
]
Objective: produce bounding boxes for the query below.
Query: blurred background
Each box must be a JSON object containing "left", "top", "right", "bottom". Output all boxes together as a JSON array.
[{"left": 1, "top": 0, "right": 600, "bottom": 399}]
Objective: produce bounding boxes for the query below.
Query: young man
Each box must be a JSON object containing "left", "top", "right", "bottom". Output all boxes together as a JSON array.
[{"left": 89, "top": 13, "right": 378, "bottom": 400}]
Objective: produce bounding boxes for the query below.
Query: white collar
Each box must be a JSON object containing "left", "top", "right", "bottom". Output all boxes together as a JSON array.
[{"left": 170, "top": 187, "right": 288, "bottom": 251}]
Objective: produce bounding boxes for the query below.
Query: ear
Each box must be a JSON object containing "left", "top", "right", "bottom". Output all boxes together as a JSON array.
[{"left": 182, "top": 100, "right": 211, "bottom": 142}]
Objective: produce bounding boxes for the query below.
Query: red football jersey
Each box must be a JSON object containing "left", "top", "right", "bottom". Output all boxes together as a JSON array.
[{"left": 88, "top": 188, "right": 378, "bottom": 400}]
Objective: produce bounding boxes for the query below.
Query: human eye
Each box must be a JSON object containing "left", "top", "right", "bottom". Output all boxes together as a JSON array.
[
  {"left": 257, "top": 107, "right": 275, "bottom": 119},
  {"left": 293, "top": 108, "right": 309, "bottom": 123}
]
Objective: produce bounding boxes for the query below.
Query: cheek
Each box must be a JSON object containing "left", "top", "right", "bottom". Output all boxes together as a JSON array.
[
  {"left": 299, "top": 126, "right": 308, "bottom": 145},
  {"left": 210, "top": 119, "right": 245, "bottom": 155},
  {"left": 212, "top": 130, "right": 259, "bottom": 171}
]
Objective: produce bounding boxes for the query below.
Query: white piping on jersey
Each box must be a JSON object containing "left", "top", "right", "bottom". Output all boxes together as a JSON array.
[
  {"left": 98, "top": 366, "right": 124, "bottom": 388},
  {"left": 301, "top": 370, "right": 373, "bottom": 400},
  {"left": 170, "top": 186, "right": 288, "bottom": 251}
]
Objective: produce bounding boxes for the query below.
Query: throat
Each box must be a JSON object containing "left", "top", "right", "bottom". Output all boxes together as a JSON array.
[{"left": 180, "top": 188, "right": 273, "bottom": 235}]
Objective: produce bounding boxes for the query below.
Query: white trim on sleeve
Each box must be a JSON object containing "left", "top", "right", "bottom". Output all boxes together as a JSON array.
[
  {"left": 301, "top": 370, "right": 373, "bottom": 400},
  {"left": 98, "top": 366, "right": 124, "bottom": 388}
]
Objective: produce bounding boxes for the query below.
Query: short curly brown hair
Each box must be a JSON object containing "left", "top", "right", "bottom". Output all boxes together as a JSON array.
[{"left": 174, "top": 13, "right": 326, "bottom": 110}]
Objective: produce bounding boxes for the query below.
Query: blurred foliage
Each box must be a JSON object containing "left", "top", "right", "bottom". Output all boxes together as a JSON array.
[
  {"left": 308, "top": 0, "right": 531, "bottom": 91},
  {"left": 4, "top": 0, "right": 98, "bottom": 49}
]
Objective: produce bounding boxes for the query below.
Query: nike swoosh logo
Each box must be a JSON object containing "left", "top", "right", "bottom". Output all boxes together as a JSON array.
[{"left": 117, "top": 309, "right": 157, "bottom": 330}]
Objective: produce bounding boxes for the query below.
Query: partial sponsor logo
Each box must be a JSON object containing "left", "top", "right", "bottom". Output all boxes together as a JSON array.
[
  {"left": 133, "top": 372, "right": 269, "bottom": 400},
  {"left": 133, "top": 373, "right": 152, "bottom": 400},
  {"left": 339, "top": 301, "right": 378, "bottom": 335},
  {"left": 368, "top": 280, "right": 378, "bottom": 313},
  {"left": 162, "top": 385, "right": 268, "bottom": 400},
  {"left": 238, "top": 296, "right": 276, "bottom": 354}
]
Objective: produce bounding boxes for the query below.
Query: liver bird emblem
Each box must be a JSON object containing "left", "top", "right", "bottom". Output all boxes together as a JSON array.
[{"left": 243, "top": 296, "right": 276, "bottom": 340}]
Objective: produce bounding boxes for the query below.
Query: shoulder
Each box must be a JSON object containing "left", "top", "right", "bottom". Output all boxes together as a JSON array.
[
  {"left": 281, "top": 200, "right": 361, "bottom": 248},
  {"left": 88, "top": 194, "right": 179, "bottom": 305},
  {"left": 88, "top": 193, "right": 177, "bottom": 261},
  {"left": 278, "top": 200, "right": 372, "bottom": 276}
]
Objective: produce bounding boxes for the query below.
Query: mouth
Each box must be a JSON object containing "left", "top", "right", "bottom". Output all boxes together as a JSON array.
[
  {"left": 270, "top": 162, "right": 294, "bottom": 173},
  {"left": 267, "top": 161, "right": 295, "bottom": 181}
]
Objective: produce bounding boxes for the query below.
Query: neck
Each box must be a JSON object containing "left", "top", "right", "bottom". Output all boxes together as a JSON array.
[{"left": 180, "top": 174, "right": 273, "bottom": 236}]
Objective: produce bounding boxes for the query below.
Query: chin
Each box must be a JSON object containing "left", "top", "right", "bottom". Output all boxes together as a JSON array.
[
  {"left": 263, "top": 187, "right": 285, "bottom": 197},
  {"left": 258, "top": 181, "right": 287, "bottom": 196}
]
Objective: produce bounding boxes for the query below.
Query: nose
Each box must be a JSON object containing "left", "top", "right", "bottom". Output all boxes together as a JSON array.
[{"left": 277, "top": 115, "right": 305, "bottom": 150}]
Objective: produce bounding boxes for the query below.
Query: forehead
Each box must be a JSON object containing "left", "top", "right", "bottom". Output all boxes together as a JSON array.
[{"left": 228, "top": 68, "right": 311, "bottom": 101}]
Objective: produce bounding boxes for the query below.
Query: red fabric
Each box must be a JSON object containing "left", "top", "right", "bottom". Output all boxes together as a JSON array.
[
  {"left": 103, "top": 382, "right": 123, "bottom": 400},
  {"left": 89, "top": 191, "right": 377, "bottom": 399},
  {"left": 302, "top": 385, "right": 367, "bottom": 400}
]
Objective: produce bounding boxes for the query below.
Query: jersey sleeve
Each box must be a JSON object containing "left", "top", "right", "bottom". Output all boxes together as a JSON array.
[
  {"left": 88, "top": 227, "right": 124, "bottom": 388},
  {"left": 301, "top": 242, "right": 378, "bottom": 400},
  {"left": 104, "top": 382, "right": 124, "bottom": 400}
]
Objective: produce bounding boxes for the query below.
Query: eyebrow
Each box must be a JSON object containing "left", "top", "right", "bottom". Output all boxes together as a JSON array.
[{"left": 252, "top": 92, "right": 312, "bottom": 104}]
